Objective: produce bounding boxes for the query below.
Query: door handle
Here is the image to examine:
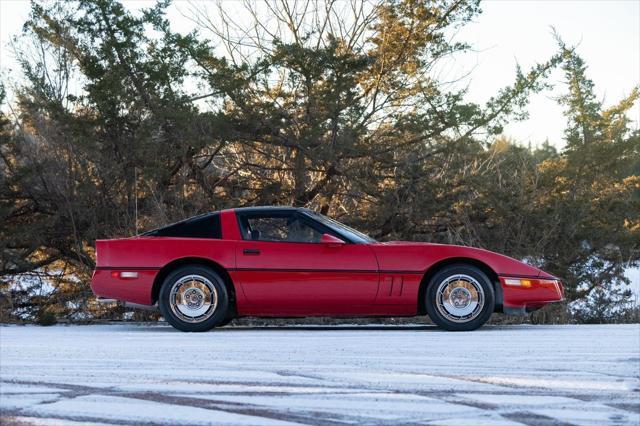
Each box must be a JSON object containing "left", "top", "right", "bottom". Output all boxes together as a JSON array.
[{"left": 243, "top": 248, "right": 261, "bottom": 255}]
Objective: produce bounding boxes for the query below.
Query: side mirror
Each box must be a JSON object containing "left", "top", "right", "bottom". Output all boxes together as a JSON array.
[{"left": 320, "top": 233, "right": 345, "bottom": 247}]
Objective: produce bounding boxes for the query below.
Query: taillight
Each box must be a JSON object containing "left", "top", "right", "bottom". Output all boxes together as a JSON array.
[{"left": 111, "top": 271, "right": 139, "bottom": 279}]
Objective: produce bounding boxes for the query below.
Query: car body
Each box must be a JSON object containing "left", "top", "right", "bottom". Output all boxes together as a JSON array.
[{"left": 92, "top": 206, "right": 563, "bottom": 331}]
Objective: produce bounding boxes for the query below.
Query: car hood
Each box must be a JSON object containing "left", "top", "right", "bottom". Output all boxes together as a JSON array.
[{"left": 372, "top": 241, "right": 555, "bottom": 279}]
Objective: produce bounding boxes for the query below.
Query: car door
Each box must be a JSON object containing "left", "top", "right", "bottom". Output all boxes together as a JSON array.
[{"left": 234, "top": 210, "right": 379, "bottom": 315}]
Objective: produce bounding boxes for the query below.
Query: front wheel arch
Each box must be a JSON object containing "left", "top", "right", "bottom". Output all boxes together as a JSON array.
[{"left": 418, "top": 257, "right": 500, "bottom": 315}]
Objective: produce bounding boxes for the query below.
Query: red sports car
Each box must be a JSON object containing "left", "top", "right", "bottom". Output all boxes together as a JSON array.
[{"left": 92, "top": 206, "right": 563, "bottom": 331}]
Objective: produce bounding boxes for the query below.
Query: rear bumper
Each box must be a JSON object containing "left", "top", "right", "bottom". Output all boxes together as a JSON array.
[
  {"left": 91, "top": 268, "right": 158, "bottom": 305},
  {"left": 499, "top": 276, "right": 564, "bottom": 314}
]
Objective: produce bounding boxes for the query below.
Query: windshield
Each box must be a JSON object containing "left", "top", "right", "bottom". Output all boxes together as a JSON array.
[{"left": 303, "top": 211, "right": 377, "bottom": 244}]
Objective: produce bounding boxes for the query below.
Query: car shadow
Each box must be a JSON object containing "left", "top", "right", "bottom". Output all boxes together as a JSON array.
[
  {"left": 103, "top": 322, "right": 521, "bottom": 332},
  {"left": 217, "top": 325, "right": 439, "bottom": 332},
  {"left": 105, "top": 322, "right": 442, "bottom": 332}
]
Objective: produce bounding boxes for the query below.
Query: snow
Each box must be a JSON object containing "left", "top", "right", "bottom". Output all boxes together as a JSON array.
[
  {"left": 626, "top": 266, "right": 640, "bottom": 304},
  {"left": 1, "top": 323, "right": 639, "bottom": 425},
  {"left": 30, "top": 395, "right": 297, "bottom": 426}
]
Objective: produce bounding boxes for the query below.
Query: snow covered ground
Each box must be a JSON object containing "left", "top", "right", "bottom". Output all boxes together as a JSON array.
[{"left": 1, "top": 324, "right": 638, "bottom": 426}]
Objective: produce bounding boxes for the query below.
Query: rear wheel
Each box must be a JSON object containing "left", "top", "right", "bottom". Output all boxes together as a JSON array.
[
  {"left": 159, "top": 265, "right": 229, "bottom": 332},
  {"left": 425, "top": 264, "right": 494, "bottom": 331}
]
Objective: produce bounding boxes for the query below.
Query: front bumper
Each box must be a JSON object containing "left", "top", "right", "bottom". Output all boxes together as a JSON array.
[{"left": 499, "top": 276, "right": 564, "bottom": 315}]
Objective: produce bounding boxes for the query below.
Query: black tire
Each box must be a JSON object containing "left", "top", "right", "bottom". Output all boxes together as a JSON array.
[
  {"left": 158, "top": 265, "right": 230, "bottom": 332},
  {"left": 425, "top": 264, "right": 495, "bottom": 331}
]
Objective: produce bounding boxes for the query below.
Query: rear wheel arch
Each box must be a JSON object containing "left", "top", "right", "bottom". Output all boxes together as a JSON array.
[
  {"left": 152, "top": 257, "right": 236, "bottom": 314},
  {"left": 418, "top": 257, "right": 501, "bottom": 314}
]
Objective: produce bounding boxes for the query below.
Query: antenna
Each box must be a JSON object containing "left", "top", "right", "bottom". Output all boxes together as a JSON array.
[{"left": 134, "top": 166, "right": 138, "bottom": 235}]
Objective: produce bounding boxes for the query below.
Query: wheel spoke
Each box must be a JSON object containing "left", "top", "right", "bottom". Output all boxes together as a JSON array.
[
  {"left": 169, "top": 274, "right": 218, "bottom": 323},
  {"left": 435, "top": 274, "right": 485, "bottom": 323}
]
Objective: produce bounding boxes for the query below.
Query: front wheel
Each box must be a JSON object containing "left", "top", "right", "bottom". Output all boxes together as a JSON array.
[
  {"left": 425, "top": 264, "right": 495, "bottom": 331},
  {"left": 159, "top": 265, "right": 230, "bottom": 332}
]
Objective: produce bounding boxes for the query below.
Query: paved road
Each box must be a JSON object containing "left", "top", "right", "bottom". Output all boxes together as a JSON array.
[{"left": 1, "top": 324, "right": 639, "bottom": 425}]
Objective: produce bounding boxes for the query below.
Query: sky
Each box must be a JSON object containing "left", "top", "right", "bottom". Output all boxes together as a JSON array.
[
  {"left": 457, "top": 0, "right": 640, "bottom": 147},
  {"left": 1, "top": 0, "right": 639, "bottom": 148}
]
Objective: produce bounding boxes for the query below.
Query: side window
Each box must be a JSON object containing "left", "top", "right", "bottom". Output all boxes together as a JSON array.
[
  {"left": 288, "top": 218, "right": 323, "bottom": 243},
  {"left": 247, "top": 216, "right": 290, "bottom": 241},
  {"left": 242, "top": 213, "right": 323, "bottom": 243},
  {"left": 144, "top": 213, "right": 221, "bottom": 239}
]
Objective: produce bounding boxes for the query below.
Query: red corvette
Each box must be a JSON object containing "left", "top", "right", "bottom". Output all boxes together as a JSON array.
[{"left": 92, "top": 206, "right": 563, "bottom": 331}]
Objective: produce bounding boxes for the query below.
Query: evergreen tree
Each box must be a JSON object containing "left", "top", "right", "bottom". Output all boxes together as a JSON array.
[{"left": 1, "top": 0, "right": 637, "bottom": 323}]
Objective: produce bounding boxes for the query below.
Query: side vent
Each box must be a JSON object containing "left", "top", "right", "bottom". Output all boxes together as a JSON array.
[{"left": 379, "top": 275, "right": 404, "bottom": 298}]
